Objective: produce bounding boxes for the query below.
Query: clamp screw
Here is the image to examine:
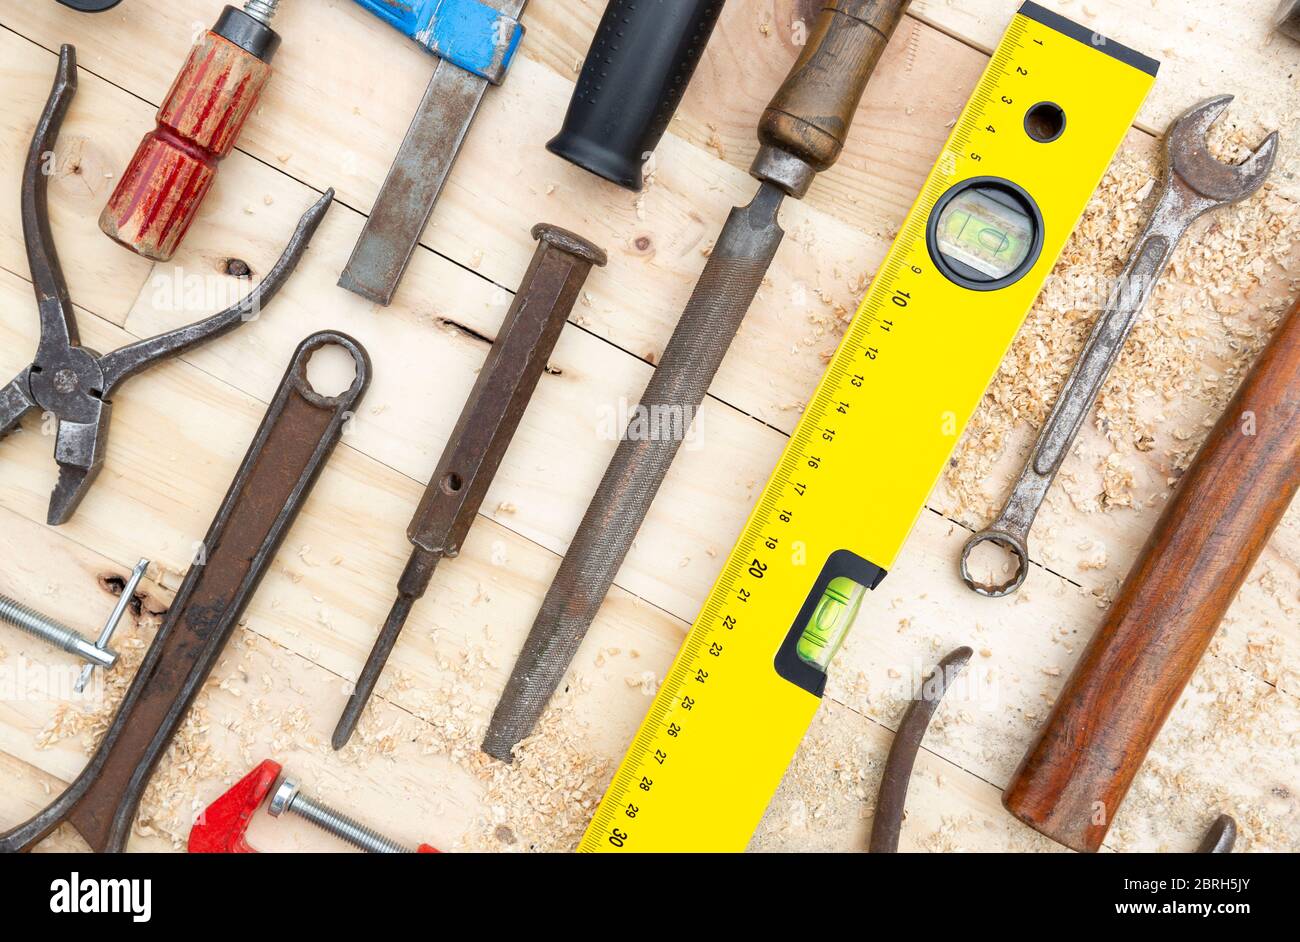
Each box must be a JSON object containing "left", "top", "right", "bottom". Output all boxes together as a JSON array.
[
  {"left": 0, "top": 559, "right": 149, "bottom": 691},
  {"left": 269, "top": 778, "right": 413, "bottom": 853}
]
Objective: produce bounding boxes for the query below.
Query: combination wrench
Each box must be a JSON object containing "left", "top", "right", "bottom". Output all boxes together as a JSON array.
[{"left": 961, "top": 96, "right": 1277, "bottom": 597}]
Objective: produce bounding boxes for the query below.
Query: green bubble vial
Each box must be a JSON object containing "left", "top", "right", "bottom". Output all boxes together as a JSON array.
[{"left": 796, "top": 576, "right": 866, "bottom": 672}]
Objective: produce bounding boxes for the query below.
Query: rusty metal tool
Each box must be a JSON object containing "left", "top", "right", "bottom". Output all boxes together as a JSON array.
[
  {"left": 100, "top": 2, "right": 284, "bottom": 261},
  {"left": 1004, "top": 297, "right": 1299, "bottom": 853},
  {"left": 960, "top": 96, "right": 1277, "bottom": 597},
  {"left": 331, "top": 224, "right": 605, "bottom": 749},
  {"left": 1197, "top": 814, "right": 1238, "bottom": 853},
  {"left": 338, "top": 0, "right": 527, "bottom": 305},
  {"left": 1277, "top": 0, "right": 1300, "bottom": 41},
  {"left": 868, "top": 646, "right": 971, "bottom": 853},
  {"left": 0, "top": 332, "right": 369, "bottom": 853},
  {"left": 484, "top": 0, "right": 910, "bottom": 761},
  {"left": 0, "top": 558, "right": 148, "bottom": 692},
  {"left": 189, "top": 759, "right": 438, "bottom": 852},
  {"left": 2, "top": 46, "right": 332, "bottom": 526}
]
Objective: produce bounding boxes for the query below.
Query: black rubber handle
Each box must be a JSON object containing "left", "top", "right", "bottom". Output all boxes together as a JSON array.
[
  {"left": 547, "top": 0, "right": 726, "bottom": 191},
  {"left": 57, "top": 0, "right": 124, "bottom": 10}
]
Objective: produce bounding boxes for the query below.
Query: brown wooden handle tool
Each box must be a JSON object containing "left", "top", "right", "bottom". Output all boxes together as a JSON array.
[
  {"left": 1004, "top": 299, "right": 1300, "bottom": 852},
  {"left": 752, "top": 0, "right": 909, "bottom": 197}
]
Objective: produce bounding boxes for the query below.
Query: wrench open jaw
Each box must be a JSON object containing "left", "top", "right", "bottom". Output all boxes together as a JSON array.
[
  {"left": 1168, "top": 96, "right": 1278, "bottom": 207},
  {"left": 0, "top": 45, "right": 333, "bottom": 526},
  {"left": 961, "top": 96, "right": 1278, "bottom": 598}
]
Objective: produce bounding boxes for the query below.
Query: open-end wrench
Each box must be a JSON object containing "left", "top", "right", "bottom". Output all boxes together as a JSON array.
[
  {"left": 960, "top": 96, "right": 1277, "bottom": 597},
  {"left": 0, "top": 332, "right": 369, "bottom": 852}
]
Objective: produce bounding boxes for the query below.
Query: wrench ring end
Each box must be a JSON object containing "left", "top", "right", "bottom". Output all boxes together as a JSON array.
[{"left": 960, "top": 529, "right": 1029, "bottom": 597}]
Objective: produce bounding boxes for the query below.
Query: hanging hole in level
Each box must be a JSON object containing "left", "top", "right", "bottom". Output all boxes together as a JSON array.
[
  {"left": 440, "top": 472, "right": 464, "bottom": 494},
  {"left": 1024, "top": 102, "right": 1066, "bottom": 143},
  {"left": 305, "top": 343, "right": 358, "bottom": 398}
]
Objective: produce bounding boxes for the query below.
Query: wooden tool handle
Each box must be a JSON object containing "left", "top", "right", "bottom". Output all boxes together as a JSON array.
[
  {"left": 757, "top": 0, "right": 909, "bottom": 172},
  {"left": 1003, "top": 300, "right": 1300, "bottom": 852},
  {"left": 100, "top": 24, "right": 274, "bottom": 261}
]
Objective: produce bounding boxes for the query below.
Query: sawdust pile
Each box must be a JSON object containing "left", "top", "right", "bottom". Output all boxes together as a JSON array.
[
  {"left": 1108, "top": 633, "right": 1299, "bottom": 852},
  {"left": 459, "top": 688, "right": 611, "bottom": 853},
  {"left": 337, "top": 640, "right": 611, "bottom": 853},
  {"left": 944, "top": 125, "right": 1299, "bottom": 522}
]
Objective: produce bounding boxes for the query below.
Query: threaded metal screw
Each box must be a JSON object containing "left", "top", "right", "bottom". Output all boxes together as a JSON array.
[
  {"left": 243, "top": 0, "right": 280, "bottom": 25},
  {"left": 269, "top": 779, "right": 412, "bottom": 854},
  {"left": 0, "top": 595, "right": 113, "bottom": 668},
  {"left": 0, "top": 558, "right": 149, "bottom": 692}
]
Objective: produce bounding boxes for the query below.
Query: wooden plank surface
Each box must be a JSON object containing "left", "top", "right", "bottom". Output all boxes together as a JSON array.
[{"left": 0, "top": 0, "right": 1296, "bottom": 853}]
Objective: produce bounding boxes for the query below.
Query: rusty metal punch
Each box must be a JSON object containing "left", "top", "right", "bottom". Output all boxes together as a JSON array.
[
  {"left": 961, "top": 96, "right": 1277, "bottom": 597},
  {"left": 0, "top": 332, "right": 369, "bottom": 852},
  {"left": 331, "top": 225, "right": 605, "bottom": 749},
  {"left": 0, "top": 46, "right": 333, "bottom": 526}
]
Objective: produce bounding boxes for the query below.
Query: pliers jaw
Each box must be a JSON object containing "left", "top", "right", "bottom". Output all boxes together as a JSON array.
[
  {"left": 0, "top": 350, "right": 111, "bottom": 525},
  {"left": 48, "top": 408, "right": 112, "bottom": 526}
]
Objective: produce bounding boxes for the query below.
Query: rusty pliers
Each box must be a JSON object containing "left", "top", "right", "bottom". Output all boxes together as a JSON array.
[{"left": 0, "top": 46, "right": 332, "bottom": 525}]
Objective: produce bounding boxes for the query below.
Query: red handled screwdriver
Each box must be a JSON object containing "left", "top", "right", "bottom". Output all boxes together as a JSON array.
[{"left": 100, "top": 1, "right": 282, "bottom": 261}]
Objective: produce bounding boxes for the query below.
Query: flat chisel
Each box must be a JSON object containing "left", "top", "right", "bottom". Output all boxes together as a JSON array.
[
  {"left": 484, "top": 0, "right": 912, "bottom": 761},
  {"left": 340, "top": 0, "right": 526, "bottom": 305}
]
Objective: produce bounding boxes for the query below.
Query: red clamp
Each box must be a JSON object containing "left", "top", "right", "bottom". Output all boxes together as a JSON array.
[{"left": 189, "top": 759, "right": 437, "bottom": 854}]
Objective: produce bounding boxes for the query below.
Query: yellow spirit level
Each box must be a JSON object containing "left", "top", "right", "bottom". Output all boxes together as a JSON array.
[{"left": 581, "top": 2, "right": 1158, "bottom": 853}]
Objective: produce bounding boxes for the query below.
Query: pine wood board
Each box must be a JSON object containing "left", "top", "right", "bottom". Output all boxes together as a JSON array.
[{"left": 0, "top": 1, "right": 1295, "bottom": 852}]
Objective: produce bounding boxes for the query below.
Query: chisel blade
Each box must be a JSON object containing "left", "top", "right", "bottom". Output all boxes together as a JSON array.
[
  {"left": 340, "top": 0, "right": 527, "bottom": 306},
  {"left": 339, "top": 61, "right": 488, "bottom": 305}
]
